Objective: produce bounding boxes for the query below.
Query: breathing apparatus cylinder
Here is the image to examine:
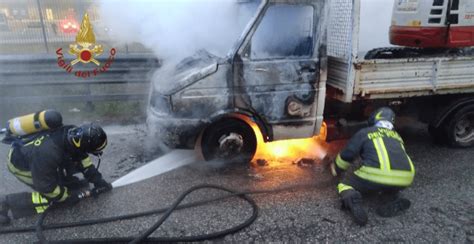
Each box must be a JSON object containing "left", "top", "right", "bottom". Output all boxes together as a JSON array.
[{"left": 6, "top": 110, "right": 63, "bottom": 137}]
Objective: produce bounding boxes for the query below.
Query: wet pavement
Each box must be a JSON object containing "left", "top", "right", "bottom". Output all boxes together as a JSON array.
[{"left": 0, "top": 122, "right": 473, "bottom": 243}]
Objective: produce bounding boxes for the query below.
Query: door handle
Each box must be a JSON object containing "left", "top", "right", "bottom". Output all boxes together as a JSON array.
[
  {"left": 254, "top": 68, "right": 269, "bottom": 72},
  {"left": 300, "top": 65, "right": 317, "bottom": 73}
]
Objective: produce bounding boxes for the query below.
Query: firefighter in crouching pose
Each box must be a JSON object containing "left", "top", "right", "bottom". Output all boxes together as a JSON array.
[
  {"left": 330, "top": 107, "right": 415, "bottom": 226},
  {"left": 0, "top": 111, "right": 112, "bottom": 225}
]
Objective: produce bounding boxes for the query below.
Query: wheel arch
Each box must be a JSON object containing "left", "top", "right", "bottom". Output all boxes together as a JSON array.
[
  {"left": 431, "top": 97, "right": 474, "bottom": 128},
  {"left": 202, "top": 109, "right": 272, "bottom": 143}
]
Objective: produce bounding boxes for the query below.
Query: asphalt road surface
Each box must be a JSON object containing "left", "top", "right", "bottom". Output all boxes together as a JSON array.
[{"left": 0, "top": 122, "right": 473, "bottom": 243}]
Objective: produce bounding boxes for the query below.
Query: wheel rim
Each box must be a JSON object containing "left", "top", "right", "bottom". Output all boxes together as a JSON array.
[
  {"left": 201, "top": 119, "right": 257, "bottom": 162},
  {"left": 217, "top": 132, "right": 244, "bottom": 158},
  {"left": 454, "top": 113, "right": 474, "bottom": 144}
]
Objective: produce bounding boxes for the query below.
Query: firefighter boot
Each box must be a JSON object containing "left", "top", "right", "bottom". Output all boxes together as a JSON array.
[
  {"left": 341, "top": 190, "right": 368, "bottom": 226},
  {"left": 0, "top": 196, "right": 11, "bottom": 225},
  {"left": 376, "top": 197, "right": 411, "bottom": 218}
]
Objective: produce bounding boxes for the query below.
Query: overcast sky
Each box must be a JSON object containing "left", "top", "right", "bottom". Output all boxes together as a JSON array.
[
  {"left": 99, "top": 0, "right": 395, "bottom": 58},
  {"left": 359, "top": 0, "right": 394, "bottom": 51}
]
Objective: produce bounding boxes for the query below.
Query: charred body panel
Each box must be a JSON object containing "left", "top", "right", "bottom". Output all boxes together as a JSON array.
[
  {"left": 147, "top": 0, "right": 328, "bottom": 149},
  {"left": 234, "top": 0, "right": 327, "bottom": 141}
]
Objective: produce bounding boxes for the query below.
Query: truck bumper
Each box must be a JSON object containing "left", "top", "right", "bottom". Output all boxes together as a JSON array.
[{"left": 146, "top": 109, "right": 207, "bottom": 149}]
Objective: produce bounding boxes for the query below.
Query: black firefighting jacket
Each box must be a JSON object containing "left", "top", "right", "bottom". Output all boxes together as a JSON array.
[
  {"left": 336, "top": 125, "right": 415, "bottom": 187},
  {"left": 8, "top": 126, "right": 103, "bottom": 202}
]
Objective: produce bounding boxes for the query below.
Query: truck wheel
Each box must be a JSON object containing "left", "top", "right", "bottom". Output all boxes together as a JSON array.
[
  {"left": 444, "top": 104, "right": 474, "bottom": 147},
  {"left": 201, "top": 119, "right": 257, "bottom": 163}
]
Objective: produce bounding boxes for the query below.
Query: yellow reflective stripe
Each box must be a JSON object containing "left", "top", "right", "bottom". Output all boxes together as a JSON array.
[
  {"left": 7, "top": 162, "right": 32, "bottom": 178},
  {"left": 81, "top": 157, "right": 93, "bottom": 168},
  {"left": 355, "top": 166, "right": 414, "bottom": 187},
  {"left": 335, "top": 154, "right": 350, "bottom": 170},
  {"left": 372, "top": 138, "right": 385, "bottom": 171},
  {"left": 43, "top": 186, "right": 69, "bottom": 202},
  {"left": 407, "top": 155, "right": 415, "bottom": 175},
  {"left": 7, "top": 149, "right": 34, "bottom": 185},
  {"left": 373, "top": 138, "right": 391, "bottom": 171},
  {"left": 32, "top": 192, "right": 44, "bottom": 213},
  {"left": 32, "top": 192, "right": 38, "bottom": 204},
  {"left": 7, "top": 162, "right": 33, "bottom": 185},
  {"left": 38, "top": 111, "right": 49, "bottom": 129},
  {"left": 43, "top": 186, "right": 61, "bottom": 198},
  {"left": 32, "top": 192, "right": 49, "bottom": 213},
  {"left": 337, "top": 183, "right": 353, "bottom": 193},
  {"left": 12, "top": 174, "right": 33, "bottom": 185},
  {"left": 40, "top": 194, "right": 48, "bottom": 208},
  {"left": 379, "top": 138, "right": 391, "bottom": 171},
  {"left": 59, "top": 188, "right": 69, "bottom": 202},
  {"left": 96, "top": 139, "right": 107, "bottom": 151}
]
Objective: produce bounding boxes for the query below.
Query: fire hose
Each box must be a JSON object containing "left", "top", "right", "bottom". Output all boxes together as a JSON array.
[{"left": 0, "top": 180, "right": 334, "bottom": 243}]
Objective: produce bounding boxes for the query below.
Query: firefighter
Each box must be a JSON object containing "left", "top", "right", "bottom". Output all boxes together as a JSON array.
[
  {"left": 0, "top": 123, "right": 112, "bottom": 225},
  {"left": 330, "top": 107, "right": 415, "bottom": 226}
]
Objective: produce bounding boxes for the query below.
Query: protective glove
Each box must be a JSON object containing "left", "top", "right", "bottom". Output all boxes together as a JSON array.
[
  {"left": 63, "top": 190, "right": 90, "bottom": 206},
  {"left": 91, "top": 179, "right": 112, "bottom": 197}
]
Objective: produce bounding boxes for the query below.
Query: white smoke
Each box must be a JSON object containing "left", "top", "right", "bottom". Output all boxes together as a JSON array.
[
  {"left": 359, "top": 0, "right": 394, "bottom": 52},
  {"left": 98, "top": 0, "right": 259, "bottom": 62}
]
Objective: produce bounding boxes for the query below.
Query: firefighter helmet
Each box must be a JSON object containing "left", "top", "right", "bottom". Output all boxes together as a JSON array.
[
  {"left": 368, "top": 107, "right": 396, "bottom": 126},
  {"left": 67, "top": 123, "right": 107, "bottom": 155}
]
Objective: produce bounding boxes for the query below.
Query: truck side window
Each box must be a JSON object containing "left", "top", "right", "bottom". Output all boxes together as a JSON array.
[{"left": 249, "top": 4, "right": 314, "bottom": 60}]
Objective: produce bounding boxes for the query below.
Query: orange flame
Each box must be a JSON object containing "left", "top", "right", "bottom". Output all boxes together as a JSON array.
[{"left": 250, "top": 121, "right": 328, "bottom": 164}]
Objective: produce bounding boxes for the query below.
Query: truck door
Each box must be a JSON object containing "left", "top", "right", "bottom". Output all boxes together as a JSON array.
[{"left": 233, "top": 1, "right": 325, "bottom": 141}]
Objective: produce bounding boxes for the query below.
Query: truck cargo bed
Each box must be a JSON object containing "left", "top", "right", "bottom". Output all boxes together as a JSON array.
[{"left": 327, "top": 55, "right": 474, "bottom": 102}]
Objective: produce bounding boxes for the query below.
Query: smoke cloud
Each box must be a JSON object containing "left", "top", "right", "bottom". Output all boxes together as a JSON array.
[
  {"left": 359, "top": 0, "right": 394, "bottom": 52},
  {"left": 98, "top": 0, "right": 259, "bottom": 62}
]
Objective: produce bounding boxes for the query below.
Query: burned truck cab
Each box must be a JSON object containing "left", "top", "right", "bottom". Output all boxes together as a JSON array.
[{"left": 147, "top": 0, "right": 328, "bottom": 163}]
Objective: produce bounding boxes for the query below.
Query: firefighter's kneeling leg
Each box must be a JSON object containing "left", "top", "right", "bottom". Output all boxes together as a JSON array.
[
  {"left": 6, "top": 192, "right": 50, "bottom": 219},
  {"left": 338, "top": 183, "right": 368, "bottom": 226}
]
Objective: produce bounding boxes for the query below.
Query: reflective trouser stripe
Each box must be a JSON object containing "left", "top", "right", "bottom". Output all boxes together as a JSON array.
[
  {"left": 7, "top": 149, "right": 34, "bottom": 186},
  {"left": 337, "top": 183, "right": 354, "bottom": 194},
  {"left": 43, "top": 185, "right": 69, "bottom": 202},
  {"left": 372, "top": 138, "right": 391, "bottom": 171},
  {"left": 355, "top": 166, "right": 414, "bottom": 187},
  {"left": 81, "top": 157, "right": 93, "bottom": 168},
  {"left": 31, "top": 192, "right": 49, "bottom": 214},
  {"left": 336, "top": 154, "right": 350, "bottom": 170}
]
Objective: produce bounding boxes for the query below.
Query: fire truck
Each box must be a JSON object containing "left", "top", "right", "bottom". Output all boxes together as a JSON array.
[{"left": 146, "top": 0, "right": 474, "bottom": 163}]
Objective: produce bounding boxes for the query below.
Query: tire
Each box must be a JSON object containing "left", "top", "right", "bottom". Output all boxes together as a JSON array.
[
  {"left": 444, "top": 104, "right": 474, "bottom": 148},
  {"left": 201, "top": 119, "right": 257, "bottom": 164}
]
